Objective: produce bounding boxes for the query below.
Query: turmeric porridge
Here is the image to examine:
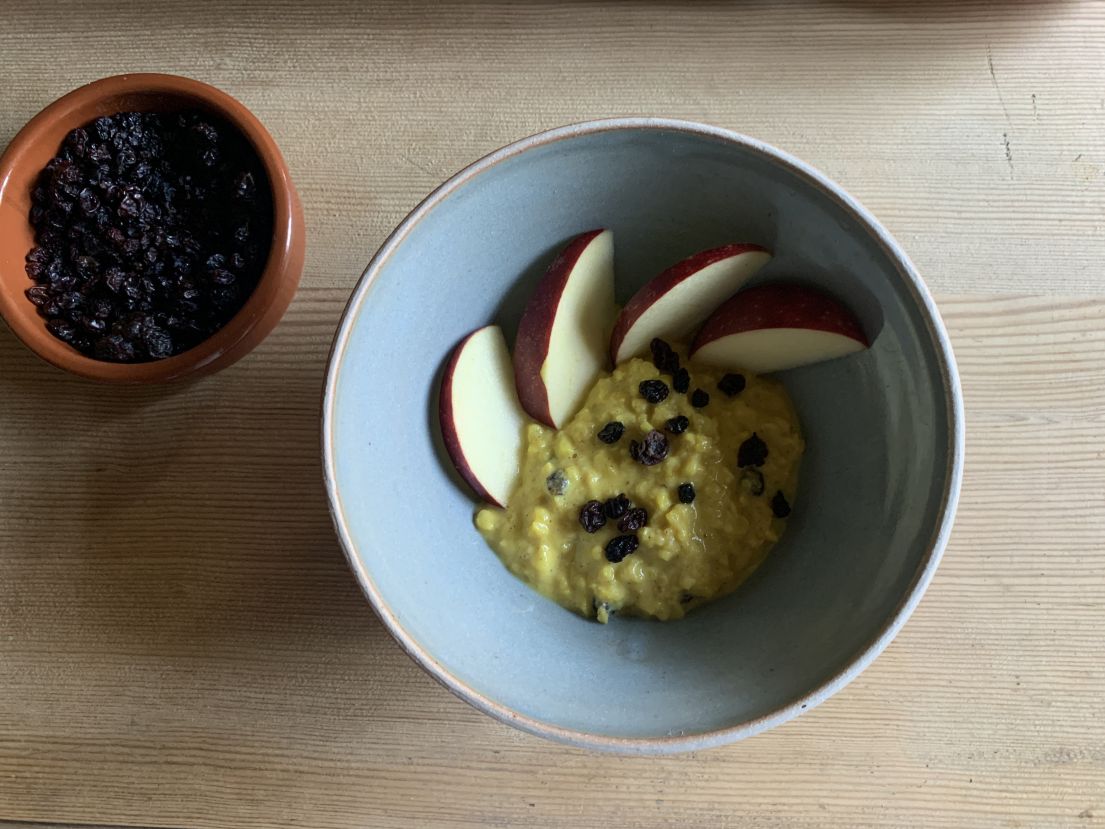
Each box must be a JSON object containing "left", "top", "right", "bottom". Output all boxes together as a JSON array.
[{"left": 475, "top": 340, "right": 803, "bottom": 623}]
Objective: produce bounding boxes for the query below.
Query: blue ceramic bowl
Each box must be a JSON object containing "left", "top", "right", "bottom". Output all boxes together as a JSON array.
[{"left": 323, "top": 119, "right": 963, "bottom": 753}]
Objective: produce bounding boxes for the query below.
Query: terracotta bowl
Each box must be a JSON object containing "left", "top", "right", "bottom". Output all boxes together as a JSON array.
[{"left": 0, "top": 73, "right": 305, "bottom": 382}]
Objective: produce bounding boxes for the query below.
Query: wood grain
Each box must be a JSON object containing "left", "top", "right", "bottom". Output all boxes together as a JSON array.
[{"left": 1, "top": 1, "right": 1104, "bottom": 827}]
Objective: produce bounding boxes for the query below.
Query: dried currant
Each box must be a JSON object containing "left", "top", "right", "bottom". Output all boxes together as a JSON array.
[
  {"left": 579, "top": 500, "right": 607, "bottom": 533},
  {"left": 649, "top": 337, "right": 679, "bottom": 374},
  {"left": 639, "top": 379, "right": 670, "bottom": 404},
  {"left": 597, "top": 421, "right": 625, "bottom": 444},
  {"left": 664, "top": 415, "right": 689, "bottom": 435},
  {"left": 737, "top": 433, "right": 769, "bottom": 468},
  {"left": 678, "top": 482, "right": 696, "bottom": 504},
  {"left": 604, "top": 493, "right": 630, "bottom": 519},
  {"left": 771, "top": 491, "right": 792, "bottom": 518},
  {"left": 617, "top": 507, "right": 648, "bottom": 532},
  {"left": 630, "top": 429, "right": 669, "bottom": 466},
  {"left": 25, "top": 285, "right": 50, "bottom": 306},
  {"left": 672, "top": 367, "right": 691, "bottom": 394},
  {"left": 604, "top": 534, "right": 639, "bottom": 563},
  {"left": 545, "top": 470, "right": 568, "bottom": 496},
  {"left": 690, "top": 388, "right": 710, "bottom": 408}
]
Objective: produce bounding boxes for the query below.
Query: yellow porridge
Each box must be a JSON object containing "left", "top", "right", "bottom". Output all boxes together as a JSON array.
[{"left": 475, "top": 343, "right": 803, "bottom": 622}]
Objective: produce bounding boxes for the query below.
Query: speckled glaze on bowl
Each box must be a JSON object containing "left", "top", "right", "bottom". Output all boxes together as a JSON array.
[
  {"left": 323, "top": 118, "right": 963, "bottom": 754},
  {"left": 0, "top": 73, "right": 305, "bottom": 383}
]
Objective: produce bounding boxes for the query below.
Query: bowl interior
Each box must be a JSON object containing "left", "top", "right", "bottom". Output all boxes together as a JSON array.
[
  {"left": 326, "top": 124, "right": 957, "bottom": 747},
  {"left": 0, "top": 78, "right": 295, "bottom": 382}
]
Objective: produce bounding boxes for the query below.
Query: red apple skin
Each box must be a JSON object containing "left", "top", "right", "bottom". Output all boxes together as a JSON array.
[
  {"left": 439, "top": 328, "right": 501, "bottom": 506},
  {"left": 513, "top": 229, "right": 607, "bottom": 427},
  {"left": 609, "top": 243, "right": 769, "bottom": 364},
  {"left": 691, "top": 283, "right": 869, "bottom": 354}
]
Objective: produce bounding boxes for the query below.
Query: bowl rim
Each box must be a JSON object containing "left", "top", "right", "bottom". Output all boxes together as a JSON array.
[
  {"left": 321, "top": 117, "right": 965, "bottom": 754},
  {"left": 0, "top": 72, "right": 304, "bottom": 383}
]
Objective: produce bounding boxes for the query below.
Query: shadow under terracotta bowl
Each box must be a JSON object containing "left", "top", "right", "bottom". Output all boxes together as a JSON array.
[{"left": 0, "top": 73, "right": 305, "bottom": 383}]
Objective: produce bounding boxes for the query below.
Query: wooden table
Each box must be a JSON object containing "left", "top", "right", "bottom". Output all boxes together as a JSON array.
[{"left": 2, "top": 2, "right": 1103, "bottom": 826}]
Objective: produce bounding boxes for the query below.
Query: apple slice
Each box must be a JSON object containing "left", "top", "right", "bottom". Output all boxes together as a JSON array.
[
  {"left": 439, "top": 325, "right": 528, "bottom": 507},
  {"left": 513, "top": 229, "right": 616, "bottom": 428},
  {"left": 690, "top": 283, "right": 868, "bottom": 373},
  {"left": 609, "top": 243, "right": 771, "bottom": 365}
]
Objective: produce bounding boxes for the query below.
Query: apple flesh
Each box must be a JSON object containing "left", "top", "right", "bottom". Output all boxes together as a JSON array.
[
  {"left": 690, "top": 283, "right": 868, "bottom": 373},
  {"left": 513, "top": 229, "right": 616, "bottom": 428},
  {"left": 439, "top": 325, "right": 528, "bottom": 507},
  {"left": 609, "top": 243, "right": 771, "bottom": 365}
]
